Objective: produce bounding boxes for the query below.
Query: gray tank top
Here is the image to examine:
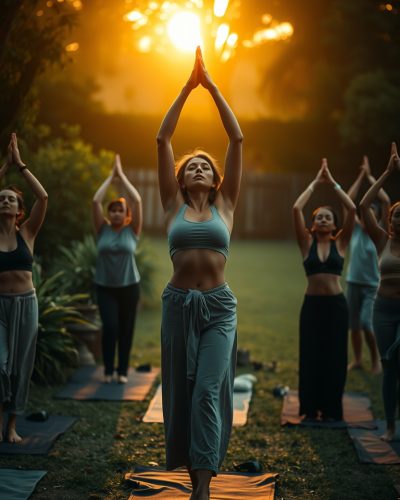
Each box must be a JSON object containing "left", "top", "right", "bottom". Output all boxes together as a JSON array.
[
  {"left": 94, "top": 224, "right": 140, "bottom": 287},
  {"left": 379, "top": 238, "right": 400, "bottom": 281}
]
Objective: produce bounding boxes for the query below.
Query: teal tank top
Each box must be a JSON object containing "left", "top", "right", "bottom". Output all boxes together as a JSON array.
[
  {"left": 346, "top": 223, "right": 379, "bottom": 287},
  {"left": 94, "top": 224, "right": 140, "bottom": 287},
  {"left": 168, "top": 204, "right": 230, "bottom": 259}
]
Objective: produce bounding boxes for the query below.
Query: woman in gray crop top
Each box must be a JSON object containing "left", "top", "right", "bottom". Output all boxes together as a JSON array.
[
  {"left": 0, "top": 133, "right": 48, "bottom": 444},
  {"left": 293, "top": 159, "right": 356, "bottom": 422},
  {"left": 92, "top": 154, "right": 142, "bottom": 384},
  {"left": 360, "top": 142, "right": 400, "bottom": 441},
  {"left": 157, "top": 47, "right": 242, "bottom": 499}
]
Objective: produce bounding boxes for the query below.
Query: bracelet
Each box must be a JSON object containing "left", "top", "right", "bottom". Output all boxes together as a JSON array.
[
  {"left": 333, "top": 182, "right": 341, "bottom": 190},
  {"left": 19, "top": 166, "right": 27, "bottom": 173}
]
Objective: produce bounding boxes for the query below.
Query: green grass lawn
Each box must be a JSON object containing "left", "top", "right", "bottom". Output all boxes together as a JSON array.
[{"left": 1, "top": 238, "right": 398, "bottom": 499}]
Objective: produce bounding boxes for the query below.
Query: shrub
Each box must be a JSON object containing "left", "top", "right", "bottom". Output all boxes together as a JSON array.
[{"left": 32, "top": 263, "right": 88, "bottom": 385}]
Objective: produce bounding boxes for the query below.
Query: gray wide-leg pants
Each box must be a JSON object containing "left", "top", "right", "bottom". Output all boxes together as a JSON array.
[
  {"left": 0, "top": 289, "right": 38, "bottom": 414},
  {"left": 161, "top": 282, "right": 237, "bottom": 476}
]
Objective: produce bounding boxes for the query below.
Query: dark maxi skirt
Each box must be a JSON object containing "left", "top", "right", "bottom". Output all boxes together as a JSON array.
[{"left": 298, "top": 293, "right": 348, "bottom": 420}]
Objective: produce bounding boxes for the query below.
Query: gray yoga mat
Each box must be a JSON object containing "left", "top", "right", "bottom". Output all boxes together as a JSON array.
[
  {"left": 143, "top": 383, "right": 253, "bottom": 426},
  {"left": 281, "top": 390, "right": 376, "bottom": 429},
  {"left": 348, "top": 420, "right": 400, "bottom": 464},
  {"left": 0, "top": 469, "right": 46, "bottom": 500},
  {"left": 126, "top": 465, "right": 278, "bottom": 499},
  {"left": 0, "top": 415, "right": 77, "bottom": 455},
  {"left": 55, "top": 365, "right": 159, "bottom": 401}
]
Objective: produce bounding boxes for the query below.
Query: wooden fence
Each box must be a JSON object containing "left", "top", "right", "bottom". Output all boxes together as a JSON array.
[{"left": 127, "top": 169, "right": 309, "bottom": 239}]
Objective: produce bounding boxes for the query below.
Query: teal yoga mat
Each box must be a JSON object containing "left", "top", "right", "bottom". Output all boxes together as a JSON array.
[{"left": 0, "top": 469, "right": 46, "bottom": 500}]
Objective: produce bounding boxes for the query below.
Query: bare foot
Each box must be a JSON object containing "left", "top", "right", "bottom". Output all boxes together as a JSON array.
[
  {"left": 118, "top": 375, "right": 128, "bottom": 384},
  {"left": 381, "top": 429, "right": 395, "bottom": 442},
  {"left": 347, "top": 361, "right": 363, "bottom": 371},
  {"left": 7, "top": 427, "right": 23, "bottom": 443},
  {"left": 371, "top": 362, "right": 382, "bottom": 375}
]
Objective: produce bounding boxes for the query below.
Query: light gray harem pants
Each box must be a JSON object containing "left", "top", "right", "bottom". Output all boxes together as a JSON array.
[
  {"left": 0, "top": 289, "right": 38, "bottom": 414},
  {"left": 161, "top": 282, "right": 237, "bottom": 476}
]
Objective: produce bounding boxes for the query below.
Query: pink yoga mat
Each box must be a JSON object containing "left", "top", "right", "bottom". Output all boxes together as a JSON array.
[
  {"left": 143, "top": 384, "right": 252, "bottom": 426},
  {"left": 281, "top": 390, "right": 376, "bottom": 429}
]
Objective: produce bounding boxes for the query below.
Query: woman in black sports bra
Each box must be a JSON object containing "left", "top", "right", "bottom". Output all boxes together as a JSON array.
[
  {"left": 0, "top": 133, "right": 48, "bottom": 443},
  {"left": 157, "top": 48, "right": 242, "bottom": 500},
  {"left": 293, "top": 159, "right": 355, "bottom": 421}
]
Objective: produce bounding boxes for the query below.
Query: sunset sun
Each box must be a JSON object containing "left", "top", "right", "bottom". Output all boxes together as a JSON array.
[{"left": 167, "top": 11, "right": 203, "bottom": 53}]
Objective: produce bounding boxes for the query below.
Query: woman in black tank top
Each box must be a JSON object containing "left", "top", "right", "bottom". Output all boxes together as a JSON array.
[
  {"left": 293, "top": 159, "right": 355, "bottom": 421},
  {"left": 0, "top": 133, "right": 48, "bottom": 443}
]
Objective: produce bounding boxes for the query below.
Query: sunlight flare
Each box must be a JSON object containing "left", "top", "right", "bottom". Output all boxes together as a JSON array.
[{"left": 167, "top": 11, "right": 203, "bottom": 52}]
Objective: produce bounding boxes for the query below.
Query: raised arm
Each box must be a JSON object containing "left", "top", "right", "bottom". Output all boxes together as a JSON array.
[
  {"left": 292, "top": 166, "right": 325, "bottom": 254},
  {"left": 364, "top": 160, "right": 391, "bottom": 230},
  {"left": 10, "top": 133, "right": 48, "bottom": 238},
  {"left": 156, "top": 53, "right": 200, "bottom": 212},
  {"left": 113, "top": 155, "right": 143, "bottom": 236},
  {"left": 347, "top": 158, "right": 367, "bottom": 202},
  {"left": 360, "top": 142, "right": 399, "bottom": 253},
  {"left": 322, "top": 160, "right": 356, "bottom": 251},
  {"left": 0, "top": 139, "right": 12, "bottom": 182},
  {"left": 92, "top": 165, "right": 114, "bottom": 234},
  {"left": 198, "top": 48, "right": 243, "bottom": 210}
]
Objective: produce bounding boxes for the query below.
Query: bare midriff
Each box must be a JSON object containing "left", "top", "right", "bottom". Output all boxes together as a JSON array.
[
  {"left": 378, "top": 277, "right": 400, "bottom": 299},
  {"left": 0, "top": 270, "right": 34, "bottom": 294},
  {"left": 305, "top": 273, "right": 343, "bottom": 296},
  {"left": 170, "top": 248, "right": 226, "bottom": 290}
]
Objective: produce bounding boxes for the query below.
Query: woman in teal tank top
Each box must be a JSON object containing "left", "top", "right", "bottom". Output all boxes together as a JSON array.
[
  {"left": 157, "top": 47, "right": 243, "bottom": 500},
  {"left": 92, "top": 154, "right": 142, "bottom": 384}
]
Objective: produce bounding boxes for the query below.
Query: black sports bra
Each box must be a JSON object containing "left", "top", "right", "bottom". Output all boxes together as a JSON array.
[
  {"left": 303, "top": 237, "right": 344, "bottom": 276},
  {"left": 0, "top": 231, "right": 33, "bottom": 273}
]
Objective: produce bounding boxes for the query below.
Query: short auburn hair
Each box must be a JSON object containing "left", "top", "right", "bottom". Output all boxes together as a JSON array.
[
  {"left": 107, "top": 197, "right": 132, "bottom": 225},
  {"left": 311, "top": 205, "right": 339, "bottom": 235},
  {"left": 175, "top": 149, "right": 223, "bottom": 204}
]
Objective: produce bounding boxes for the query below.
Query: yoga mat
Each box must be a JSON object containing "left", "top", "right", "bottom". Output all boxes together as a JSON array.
[
  {"left": 281, "top": 390, "right": 376, "bottom": 429},
  {"left": 348, "top": 420, "right": 400, "bottom": 464},
  {"left": 125, "top": 465, "right": 278, "bottom": 499},
  {"left": 0, "top": 416, "right": 77, "bottom": 455},
  {"left": 55, "top": 365, "right": 159, "bottom": 401},
  {"left": 0, "top": 469, "right": 46, "bottom": 500},
  {"left": 143, "top": 383, "right": 253, "bottom": 427}
]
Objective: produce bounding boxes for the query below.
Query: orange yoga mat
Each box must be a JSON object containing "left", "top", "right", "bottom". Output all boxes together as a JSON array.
[
  {"left": 126, "top": 466, "right": 278, "bottom": 499},
  {"left": 143, "top": 384, "right": 252, "bottom": 426},
  {"left": 281, "top": 390, "right": 376, "bottom": 429}
]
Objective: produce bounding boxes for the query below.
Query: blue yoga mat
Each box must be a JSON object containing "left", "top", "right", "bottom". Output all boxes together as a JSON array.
[
  {"left": 0, "top": 415, "right": 77, "bottom": 455},
  {"left": 0, "top": 469, "right": 46, "bottom": 500}
]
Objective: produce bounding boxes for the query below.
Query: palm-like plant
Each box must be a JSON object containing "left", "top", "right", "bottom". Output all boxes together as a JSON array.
[{"left": 32, "top": 264, "right": 88, "bottom": 385}]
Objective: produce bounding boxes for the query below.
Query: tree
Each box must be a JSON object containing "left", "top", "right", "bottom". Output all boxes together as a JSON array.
[
  {"left": 339, "top": 71, "right": 400, "bottom": 146},
  {"left": 0, "top": 1, "right": 79, "bottom": 149}
]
